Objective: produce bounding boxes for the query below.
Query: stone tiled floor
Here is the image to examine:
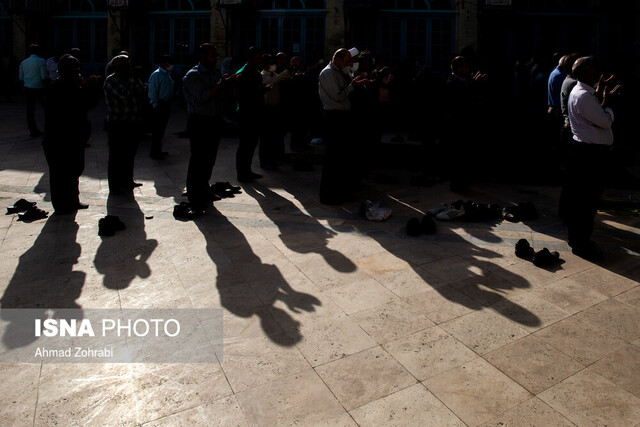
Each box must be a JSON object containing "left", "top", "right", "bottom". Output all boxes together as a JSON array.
[{"left": 1, "top": 100, "right": 640, "bottom": 426}]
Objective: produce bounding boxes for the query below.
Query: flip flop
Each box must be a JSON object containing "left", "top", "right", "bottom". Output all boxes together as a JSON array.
[
  {"left": 17, "top": 206, "right": 48, "bottom": 222},
  {"left": 533, "top": 248, "right": 561, "bottom": 268},
  {"left": 7, "top": 199, "right": 37, "bottom": 214}
]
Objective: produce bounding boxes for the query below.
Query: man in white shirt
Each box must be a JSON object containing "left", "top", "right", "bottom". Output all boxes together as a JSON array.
[{"left": 563, "top": 56, "right": 621, "bottom": 260}]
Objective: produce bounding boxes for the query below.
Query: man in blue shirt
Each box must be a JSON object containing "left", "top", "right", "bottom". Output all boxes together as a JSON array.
[
  {"left": 148, "top": 54, "right": 175, "bottom": 159},
  {"left": 547, "top": 55, "right": 566, "bottom": 116},
  {"left": 18, "top": 44, "right": 48, "bottom": 137}
]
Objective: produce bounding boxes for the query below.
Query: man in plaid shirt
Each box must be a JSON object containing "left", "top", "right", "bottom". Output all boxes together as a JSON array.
[{"left": 104, "top": 54, "right": 146, "bottom": 193}]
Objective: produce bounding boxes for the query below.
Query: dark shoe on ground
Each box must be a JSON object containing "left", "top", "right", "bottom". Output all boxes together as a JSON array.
[
  {"left": 421, "top": 215, "right": 436, "bottom": 234},
  {"left": 214, "top": 182, "right": 242, "bottom": 194},
  {"left": 7, "top": 199, "right": 37, "bottom": 214},
  {"left": 130, "top": 182, "right": 143, "bottom": 188},
  {"left": 406, "top": 217, "right": 422, "bottom": 236},
  {"left": 237, "top": 172, "right": 263, "bottom": 183},
  {"left": 17, "top": 206, "right": 48, "bottom": 222},
  {"left": 319, "top": 195, "right": 343, "bottom": 206},
  {"left": 173, "top": 202, "right": 204, "bottom": 221},
  {"left": 515, "top": 239, "right": 535, "bottom": 260},
  {"left": 75, "top": 203, "right": 89, "bottom": 210},
  {"left": 533, "top": 248, "right": 561, "bottom": 267}
]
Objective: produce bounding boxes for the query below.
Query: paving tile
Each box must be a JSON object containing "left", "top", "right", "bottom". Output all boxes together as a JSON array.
[
  {"left": 325, "top": 277, "right": 401, "bottom": 315},
  {"left": 493, "top": 260, "right": 561, "bottom": 289},
  {"left": 588, "top": 344, "right": 640, "bottom": 399},
  {"left": 349, "top": 383, "right": 464, "bottom": 426},
  {"left": 530, "top": 276, "right": 609, "bottom": 314},
  {"left": 424, "top": 357, "right": 532, "bottom": 427},
  {"left": 220, "top": 334, "right": 311, "bottom": 393},
  {"left": 573, "top": 299, "right": 640, "bottom": 341},
  {"left": 615, "top": 285, "right": 640, "bottom": 309},
  {"left": 315, "top": 346, "right": 417, "bottom": 411},
  {"left": 0, "top": 363, "right": 40, "bottom": 426},
  {"left": 235, "top": 369, "right": 347, "bottom": 426},
  {"left": 440, "top": 309, "right": 530, "bottom": 355},
  {"left": 484, "top": 335, "right": 584, "bottom": 394},
  {"left": 478, "top": 397, "right": 575, "bottom": 427},
  {"left": 354, "top": 250, "right": 412, "bottom": 277},
  {"left": 451, "top": 271, "right": 534, "bottom": 310},
  {"left": 375, "top": 266, "right": 446, "bottom": 298},
  {"left": 538, "top": 369, "right": 640, "bottom": 426},
  {"left": 488, "top": 290, "right": 571, "bottom": 332},
  {"left": 289, "top": 314, "right": 377, "bottom": 367},
  {"left": 533, "top": 316, "right": 627, "bottom": 365},
  {"left": 132, "top": 363, "right": 233, "bottom": 422},
  {"left": 351, "top": 299, "right": 435, "bottom": 344},
  {"left": 567, "top": 267, "right": 638, "bottom": 298},
  {"left": 406, "top": 285, "right": 481, "bottom": 324},
  {"left": 36, "top": 363, "right": 137, "bottom": 426},
  {"left": 420, "top": 256, "right": 486, "bottom": 283},
  {"left": 140, "top": 395, "right": 250, "bottom": 426},
  {"left": 382, "top": 326, "right": 477, "bottom": 381}
]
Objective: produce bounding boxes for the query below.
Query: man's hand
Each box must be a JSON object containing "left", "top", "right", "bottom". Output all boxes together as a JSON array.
[
  {"left": 352, "top": 74, "right": 373, "bottom": 88},
  {"left": 472, "top": 71, "right": 488, "bottom": 82},
  {"left": 596, "top": 74, "right": 615, "bottom": 100}
]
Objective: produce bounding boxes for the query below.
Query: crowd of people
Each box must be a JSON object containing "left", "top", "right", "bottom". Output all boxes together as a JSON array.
[{"left": 13, "top": 42, "right": 625, "bottom": 260}]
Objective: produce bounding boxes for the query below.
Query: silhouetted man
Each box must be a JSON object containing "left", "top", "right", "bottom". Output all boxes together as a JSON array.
[
  {"left": 148, "top": 54, "right": 175, "bottom": 159},
  {"left": 563, "top": 56, "right": 621, "bottom": 260},
  {"left": 18, "top": 44, "right": 48, "bottom": 136}
]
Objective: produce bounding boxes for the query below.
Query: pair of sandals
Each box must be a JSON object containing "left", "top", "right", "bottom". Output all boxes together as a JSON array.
[
  {"left": 515, "top": 239, "right": 561, "bottom": 268},
  {"left": 173, "top": 202, "right": 204, "bottom": 221},
  {"left": 6, "top": 199, "right": 49, "bottom": 222},
  {"left": 210, "top": 182, "right": 242, "bottom": 200},
  {"left": 406, "top": 215, "right": 436, "bottom": 236}
]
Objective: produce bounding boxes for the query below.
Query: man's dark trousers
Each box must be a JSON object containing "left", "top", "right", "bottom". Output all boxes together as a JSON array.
[
  {"left": 564, "top": 141, "right": 611, "bottom": 248},
  {"left": 150, "top": 100, "right": 171, "bottom": 156},
  {"left": 186, "top": 114, "right": 222, "bottom": 209},
  {"left": 107, "top": 121, "right": 140, "bottom": 192},
  {"left": 319, "top": 110, "right": 357, "bottom": 204},
  {"left": 25, "top": 87, "right": 44, "bottom": 134}
]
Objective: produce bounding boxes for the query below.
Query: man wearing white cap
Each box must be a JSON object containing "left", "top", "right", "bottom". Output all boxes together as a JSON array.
[{"left": 317, "top": 48, "right": 371, "bottom": 205}]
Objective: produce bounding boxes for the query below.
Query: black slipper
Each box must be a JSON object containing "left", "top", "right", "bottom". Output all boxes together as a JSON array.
[
  {"left": 213, "top": 182, "right": 242, "bottom": 194},
  {"left": 7, "top": 199, "right": 37, "bottom": 214},
  {"left": 533, "top": 248, "right": 561, "bottom": 267},
  {"left": 421, "top": 215, "right": 436, "bottom": 234},
  {"left": 17, "top": 206, "right": 48, "bottom": 221},
  {"left": 515, "top": 239, "right": 535, "bottom": 260},
  {"left": 173, "top": 202, "right": 203, "bottom": 221},
  {"left": 406, "top": 218, "right": 422, "bottom": 236}
]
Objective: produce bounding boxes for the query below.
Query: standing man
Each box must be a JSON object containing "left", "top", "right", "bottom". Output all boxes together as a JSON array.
[
  {"left": 18, "top": 44, "right": 48, "bottom": 137},
  {"left": 43, "top": 55, "right": 96, "bottom": 214},
  {"left": 182, "top": 43, "right": 231, "bottom": 212},
  {"left": 148, "top": 54, "right": 175, "bottom": 159},
  {"left": 103, "top": 54, "right": 146, "bottom": 193},
  {"left": 235, "top": 46, "right": 265, "bottom": 183},
  {"left": 317, "top": 48, "right": 371, "bottom": 205},
  {"left": 563, "top": 56, "right": 621, "bottom": 260}
]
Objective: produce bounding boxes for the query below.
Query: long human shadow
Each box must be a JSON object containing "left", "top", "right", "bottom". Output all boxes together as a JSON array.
[
  {"left": 287, "top": 188, "right": 542, "bottom": 328},
  {"left": 193, "top": 207, "right": 321, "bottom": 346},
  {"left": 243, "top": 184, "right": 357, "bottom": 274},
  {"left": 93, "top": 191, "right": 157, "bottom": 290},
  {"left": 0, "top": 213, "right": 85, "bottom": 348}
]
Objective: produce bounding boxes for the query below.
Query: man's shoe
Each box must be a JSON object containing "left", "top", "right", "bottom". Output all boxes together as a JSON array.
[
  {"left": 435, "top": 204, "right": 465, "bottom": 221},
  {"left": 75, "top": 203, "right": 89, "bottom": 210},
  {"left": 533, "top": 248, "right": 561, "bottom": 267}
]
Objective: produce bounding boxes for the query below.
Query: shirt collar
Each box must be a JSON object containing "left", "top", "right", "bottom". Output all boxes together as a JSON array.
[{"left": 576, "top": 80, "right": 596, "bottom": 94}]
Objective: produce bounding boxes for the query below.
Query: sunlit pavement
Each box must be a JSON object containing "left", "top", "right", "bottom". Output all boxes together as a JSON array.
[{"left": 1, "top": 98, "right": 640, "bottom": 426}]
